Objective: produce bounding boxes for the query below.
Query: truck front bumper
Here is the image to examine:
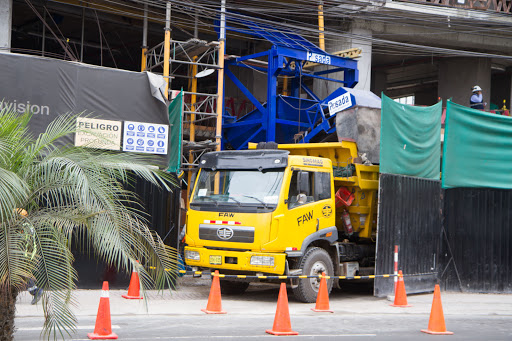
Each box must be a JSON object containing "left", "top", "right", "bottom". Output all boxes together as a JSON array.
[{"left": 184, "top": 246, "right": 286, "bottom": 275}]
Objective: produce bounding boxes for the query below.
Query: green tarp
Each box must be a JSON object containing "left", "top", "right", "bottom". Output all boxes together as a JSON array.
[
  {"left": 442, "top": 101, "right": 512, "bottom": 189},
  {"left": 167, "top": 90, "right": 183, "bottom": 173},
  {"left": 380, "top": 94, "right": 442, "bottom": 179}
]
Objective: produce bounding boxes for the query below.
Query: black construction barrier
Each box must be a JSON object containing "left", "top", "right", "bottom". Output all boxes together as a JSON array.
[{"left": 375, "top": 174, "right": 441, "bottom": 297}]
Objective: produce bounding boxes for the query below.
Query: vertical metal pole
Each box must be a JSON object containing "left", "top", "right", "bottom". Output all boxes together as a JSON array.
[
  {"left": 80, "top": 5, "right": 85, "bottom": 61},
  {"left": 42, "top": 10, "right": 46, "bottom": 56},
  {"left": 215, "top": 0, "right": 226, "bottom": 152},
  {"left": 187, "top": 58, "right": 198, "bottom": 201},
  {"left": 194, "top": 12, "right": 198, "bottom": 39},
  {"left": 267, "top": 48, "right": 277, "bottom": 142},
  {"left": 394, "top": 245, "right": 399, "bottom": 292},
  {"left": 141, "top": 3, "right": 148, "bottom": 71},
  {"left": 318, "top": 0, "right": 325, "bottom": 51},
  {"left": 163, "top": 1, "right": 171, "bottom": 100}
]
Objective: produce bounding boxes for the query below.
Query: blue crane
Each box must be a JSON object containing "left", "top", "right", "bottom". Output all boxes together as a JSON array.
[{"left": 220, "top": 16, "right": 359, "bottom": 150}]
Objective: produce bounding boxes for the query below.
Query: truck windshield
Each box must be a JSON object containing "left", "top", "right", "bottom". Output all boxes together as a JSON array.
[{"left": 191, "top": 170, "right": 283, "bottom": 208}]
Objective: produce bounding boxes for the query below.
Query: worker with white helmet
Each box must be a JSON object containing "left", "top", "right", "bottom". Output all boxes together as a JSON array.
[{"left": 470, "top": 85, "right": 485, "bottom": 110}]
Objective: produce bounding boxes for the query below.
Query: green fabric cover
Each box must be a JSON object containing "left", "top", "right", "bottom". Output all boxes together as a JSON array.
[
  {"left": 167, "top": 90, "right": 183, "bottom": 173},
  {"left": 442, "top": 101, "right": 512, "bottom": 189},
  {"left": 380, "top": 94, "right": 442, "bottom": 179}
]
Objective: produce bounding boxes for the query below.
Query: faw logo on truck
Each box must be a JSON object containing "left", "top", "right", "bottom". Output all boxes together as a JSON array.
[
  {"left": 217, "top": 227, "right": 234, "bottom": 240},
  {"left": 297, "top": 210, "right": 313, "bottom": 226}
]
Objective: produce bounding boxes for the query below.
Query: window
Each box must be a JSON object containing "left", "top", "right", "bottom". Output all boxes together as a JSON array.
[
  {"left": 315, "top": 172, "right": 331, "bottom": 201},
  {"left": 288, "top": 170, "right": 331, "bottom": 209},
  {"left": 191, "top": 169, "right": 283, "bottom": 206},
  {"left": 394, "top": 95, "right": 415, "bottom": 105}
]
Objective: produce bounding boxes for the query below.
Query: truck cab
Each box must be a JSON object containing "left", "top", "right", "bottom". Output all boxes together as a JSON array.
[{"left": 185, "top": 142, "right": 379, "bottom": 302}]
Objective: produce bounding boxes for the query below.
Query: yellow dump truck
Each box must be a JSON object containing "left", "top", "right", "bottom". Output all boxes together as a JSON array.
[{"left": 184, "top": 142, "right": 379, "bottom": 302}]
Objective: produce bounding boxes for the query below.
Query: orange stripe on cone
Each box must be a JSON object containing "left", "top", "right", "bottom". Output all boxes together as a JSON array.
[
  {"left": 391, "top": 270, "right": 411, "bottom": 307},
  {"left": 122, "top": 261, "right": 143, "bottom": 300},
  {"left": 311, "top": 272, "right": 333, "bottom": 313},
  {"left": 201, "top": 270, "right": 226, "bottom": 314},
  {"left": 88, "top": 281, "right": 118, "bottom": 340},
  {"left": 421, "top": 284, "right": 454, "bottom": 335},
  {"left": 266, "top": 282, "right": 299, "bottom": 336}
]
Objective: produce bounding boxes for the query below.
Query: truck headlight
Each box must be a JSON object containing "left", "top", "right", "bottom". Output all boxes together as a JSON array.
[
  {"left": 185, "top": 250, "right": 200, "bottom": 261},
  {"left": 250, "top": 255, "right": 274, "bottom": 266}
]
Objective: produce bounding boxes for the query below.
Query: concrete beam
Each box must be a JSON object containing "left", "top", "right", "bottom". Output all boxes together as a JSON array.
[
  {"left": 384, "top": 1, "right": 512, "bottom": 25},
  {"left": 0, "top": 0, "right": 12, "bottom": 52}
]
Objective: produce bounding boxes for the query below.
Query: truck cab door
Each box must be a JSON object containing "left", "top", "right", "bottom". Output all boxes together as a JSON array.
[{"left": 283, "top": 169, "right": 334, "bottom": 251}]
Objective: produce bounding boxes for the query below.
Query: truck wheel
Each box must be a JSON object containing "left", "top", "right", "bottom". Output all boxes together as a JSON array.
[
  {"left": 292, "top": 247, "right": 334, "bottom": 303},
  {"left": 220, "top": 280, "right": 250, "bottom": 295}
]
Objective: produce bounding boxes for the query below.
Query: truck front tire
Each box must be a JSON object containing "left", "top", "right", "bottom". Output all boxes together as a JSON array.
[{"left": 292, "top": 247, "right": 334, "bottom": 303}]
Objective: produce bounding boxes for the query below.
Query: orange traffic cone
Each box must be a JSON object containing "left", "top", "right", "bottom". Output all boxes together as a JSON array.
[
  {"left": 266, "top": 282, "right": 299, "bottom": 335},
  {"left": 88, "top": 281, "right": 118, "bottom": 340},
  {"left": 311, "top": 272, "right": 333, "bottom": 313},
  {"left": 201, "top": 270, "right": 226, "bottom": 314},
  {"left": 421, "top": 284, "right": 453, "bottom": 335},
  {"left": 122, "top": 261, "right": 143, "bottom": 299},
  {"left": 391, "top": 270, "right": 411, "bottom": 307}
]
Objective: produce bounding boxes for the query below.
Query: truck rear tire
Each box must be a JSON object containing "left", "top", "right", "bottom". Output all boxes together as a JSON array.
[
  {"left": 292, "top": 247, "right": 334, "bottom": 303},
  {"left": 220, "top": 280, "right": 250, "bottom": 295}
]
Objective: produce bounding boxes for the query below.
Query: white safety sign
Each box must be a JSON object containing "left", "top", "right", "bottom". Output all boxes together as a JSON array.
[
  {"left": 122, "top": 121, "right": 169, "bottom": 155},
  {"left": 75, "top": 117, "right": 122, "bottom": 150},
  {"left": 328, "top": 92, "right": 353, "bottom": 116},
  {"left": 307, "top": 52, "right": 331, "bottom": 65}
]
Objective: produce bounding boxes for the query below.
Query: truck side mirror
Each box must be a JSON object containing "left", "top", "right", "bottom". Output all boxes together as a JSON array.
[{"left": 297, "top": 171, "right": 309, "bottom": 195}]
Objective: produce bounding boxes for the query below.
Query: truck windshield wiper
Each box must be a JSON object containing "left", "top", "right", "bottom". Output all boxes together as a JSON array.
[
  {"left": 239, "top": 195, "right": 268, "bottom": 208},
  {"left": 227, "top": 196, "right": 242, "bottom": 206}
]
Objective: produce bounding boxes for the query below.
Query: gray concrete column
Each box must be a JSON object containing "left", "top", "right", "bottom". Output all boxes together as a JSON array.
[
  {"left": 371, "top": 70, "right": 387, "bottom": 98},
  {"left": 313, "top": 19, "right": 373, "bottom": 99},
  {"left": 0, "top": 0, "right": 12, "bottom": 52},
  {"left": 438, "top": 58, "right": 491, "bottom": 108}
]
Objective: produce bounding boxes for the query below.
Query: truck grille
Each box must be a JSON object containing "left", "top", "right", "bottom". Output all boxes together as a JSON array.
[{"left": 199, "top": 224, "right": 255, "bottom": 243}]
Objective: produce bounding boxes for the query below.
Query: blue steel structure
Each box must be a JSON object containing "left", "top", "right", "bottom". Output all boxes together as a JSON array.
[{"left": 221, "top": 16, "right": 359, "bottom": 150}]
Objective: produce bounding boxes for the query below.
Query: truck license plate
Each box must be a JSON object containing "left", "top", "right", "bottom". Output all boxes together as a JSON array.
[{"left": 210, "top": 255, "right": 222, "bottom": 265}]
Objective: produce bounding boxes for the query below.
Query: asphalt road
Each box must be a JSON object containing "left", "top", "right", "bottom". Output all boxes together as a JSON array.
[
  {"left": 13, "top": 278, "right": 512, "bottom": 340},
  {"left": 14, "top": 314, "right": 512, "bottom": 340}
]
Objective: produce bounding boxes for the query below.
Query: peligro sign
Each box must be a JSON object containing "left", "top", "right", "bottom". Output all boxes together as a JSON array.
[
  {"left": 328, "top": 92, "right": 354, "bottom": 117},
  {"left": 75, "top": 117, "right": 122, "bottom": 150}
]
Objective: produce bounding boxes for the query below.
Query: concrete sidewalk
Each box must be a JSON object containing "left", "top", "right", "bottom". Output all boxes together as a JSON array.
[{"left": 16, "top": 277, "right": 512, "bottom": 318}]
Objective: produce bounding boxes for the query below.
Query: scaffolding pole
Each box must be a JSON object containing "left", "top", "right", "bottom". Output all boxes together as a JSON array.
[
  {"left": 215, "top": 0, "right": 226, "bottom": 152},
  {"left": 141, "top": 3, "right": 148, "bottom": 71},
  {"left": 318, "top": 0, "right": 325, "bottom": 51},
  {"left": 163, "top": 2, "right": 171, "bottom": 99}
]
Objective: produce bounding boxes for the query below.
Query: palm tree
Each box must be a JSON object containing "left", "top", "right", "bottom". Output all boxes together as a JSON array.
[{"left": 0, "top": 108, "right": 178, "bottom": 341}]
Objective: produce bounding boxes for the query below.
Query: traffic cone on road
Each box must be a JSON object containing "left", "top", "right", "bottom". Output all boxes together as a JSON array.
[
  {"left": 266, "top": 282, "right": 299, "bottom": 335},
  {"left": 88, "top": 281, "right": 118, "bottom": 340},
  {"left": 421, "top": 285, "right": 453, "bottom": 335},
  {"left": 122, "top": 261, "right": 143, "bottom": 299},
  {"left": 311, "top": 272, "right": 333, "bottom": 313},
  {"left": 201, "top": 270, "right": 226, "bottom": 314},
  {"left": 391, "top": 270, "right": 411, "bottom": 307}
]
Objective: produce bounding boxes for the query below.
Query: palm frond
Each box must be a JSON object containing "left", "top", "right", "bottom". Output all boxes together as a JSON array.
[{"left": 0, "top": 108, "right": 179, "bottom": 339}]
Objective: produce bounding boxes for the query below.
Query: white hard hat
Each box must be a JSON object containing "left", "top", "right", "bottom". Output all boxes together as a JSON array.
[{"left": 472, "top": 85, "right": 482, "bottom": 92}]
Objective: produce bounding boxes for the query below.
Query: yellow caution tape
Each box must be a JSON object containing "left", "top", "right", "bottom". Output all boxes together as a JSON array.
[{"left": 147, "top": 267, "right": 436, "bottom": 280}]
